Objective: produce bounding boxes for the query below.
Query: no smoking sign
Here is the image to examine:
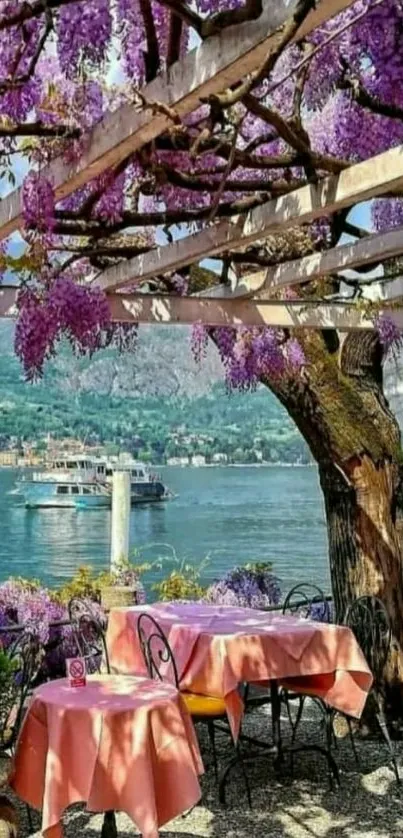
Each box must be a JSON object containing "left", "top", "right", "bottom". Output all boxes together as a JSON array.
[{"left": 66, "top": 657, "right": 87, "bottom": 688}]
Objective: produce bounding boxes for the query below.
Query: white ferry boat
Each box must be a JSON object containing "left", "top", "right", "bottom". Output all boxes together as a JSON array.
[
  {"left": 92, "top": 456, "right": 170, "bottom": 504},
  {"left": 16, "top": 456, "right": 111, "bottom": 509}
]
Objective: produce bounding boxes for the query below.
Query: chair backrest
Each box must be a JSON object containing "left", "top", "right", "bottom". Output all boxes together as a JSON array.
[
  {"left": 0, "top": 630, "right": 43, "bottom": 751},
  {"left": 137, "top": 613, "right": 179, "bottom": 688},
  {"left": 68, "top": 598, "right": 110, "bottom": 675},
  {"left": 343, "top": 595, "right": 391, "bottom": 683},
  {"left": 282, "top": 583, "right": 331, "bottom": 622}
]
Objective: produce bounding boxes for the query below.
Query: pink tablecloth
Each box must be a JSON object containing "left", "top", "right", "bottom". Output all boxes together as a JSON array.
[
  {"left": 11, "top": 674, "right": 203, "bottom": 838},
  {"left": 106, "top": 603, "right": 373, "bottom": 738}
]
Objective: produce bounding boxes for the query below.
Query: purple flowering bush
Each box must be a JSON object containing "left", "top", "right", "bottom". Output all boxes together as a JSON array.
[
  {"left": 205, "top": 563, "right": 282, "bottom": 609},
  {"left": 0, "top": 578, "right": 106, "bottom": 681},
  {"left": 307, "top": 600, "right": 334, "bottom": 623}
]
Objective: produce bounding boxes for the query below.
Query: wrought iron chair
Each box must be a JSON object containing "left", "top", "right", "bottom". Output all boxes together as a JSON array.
[
  {"left": 280, "top": 583, "right": 331, "bottom": 744},
  {"left": 280, "top": 594, "right": 399, "bottom": 782},
  {"left": 0, "top": 630, "right": 43, "bottom": 755},
  {"left": 68, "top": 598, "right": 110, "bottom": 675},
  {"left": 341, "top": 595, "right": 399, "bottom": 781},
  {"left": 282, "top": 583, "right": 332, "bottom": 622},
  {"left": 0, "top": 630, "right": 43, "bottom": 834},
  {"left": 137, "top": 612, "right": 252, "bottom": 806},
  {"left": 243, "top": 585, "right": 331, "bottom": 718}
]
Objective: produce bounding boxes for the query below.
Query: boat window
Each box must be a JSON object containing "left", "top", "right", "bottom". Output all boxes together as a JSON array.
[
  {"left": 106, "top": 469, "right": 113, "bottom": 477},
  {"left": 71, "top": 486, "right": 79, "bottom": 495},
  {"left": 57, "top": 486, "right": 69, "bottom": 495},
  {"left": 82, "top": 488, "right": 91, "bottom": 495},
  {"left": 67, "top": 462, "right": 76, "bottom": 469}
]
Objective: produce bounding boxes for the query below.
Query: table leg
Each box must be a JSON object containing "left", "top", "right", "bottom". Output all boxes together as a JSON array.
[{"left": 101, "top": 811, "right": 117, "bottom": 838}]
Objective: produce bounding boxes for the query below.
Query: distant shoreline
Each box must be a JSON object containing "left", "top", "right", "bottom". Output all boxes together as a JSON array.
[
  {"left": 0, "top": 461, "right": 314, "bottom": 471},
  {"left": 161, "top": 462, "right": 314, "bottom": 469}
]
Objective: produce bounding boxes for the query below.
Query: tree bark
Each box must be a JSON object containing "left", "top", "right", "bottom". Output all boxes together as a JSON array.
[{"left": 264, "top": 329, "right": 403, "bottom": 717}]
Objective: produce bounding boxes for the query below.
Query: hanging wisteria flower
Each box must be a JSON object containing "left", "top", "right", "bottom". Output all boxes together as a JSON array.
[
  {"left": 22, "top": 174, "right": 56, "bottom": 235},
  {"left": 375, "top": 312, "right": 403, "bottom": 360},
  {"left": 171, "top": 274, "right": 189, "bottom": 296},
  {"left": 191, "top": 325, "right": 305, "bottom": 390},
  {"left": 15, "top": 277, "right": 111, "bottom": 380},
  {"left": 191, "top": 322, "right": 209, "bottom": 366},
  {"left": 56, "top": 0, "right": 112, "bottom": 77}
]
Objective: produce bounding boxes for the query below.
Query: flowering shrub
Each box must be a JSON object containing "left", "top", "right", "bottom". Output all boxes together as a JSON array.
[
  {"left": 307, "top": 600, "right": 334, "bottom": 623},
  {"left": 0, "top": 578, "right": 105, "bottom": 681},
  {"left": 58, "top": 561, "right": 148, "bottom": 606},
  {"left": 154, "top": 571, "right": 206, "bottom": 602},
  {"left": 205, "top": 563, "right": 281, "bottom": 609}
]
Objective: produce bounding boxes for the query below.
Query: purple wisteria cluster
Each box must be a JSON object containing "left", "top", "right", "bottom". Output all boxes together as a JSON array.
[
  {"left": 375, "top": 313, "right": 403, "bottom": 359},
  {"left": 191, "top": 323, "right": 306, "bottom": 390},
  {"left": 15, "top": 278, "right": 111, "bottom": 380},
  {"left": 22, "top": 174, "right": 56, "bottom": 235},
  {"left": 205, "top": 564, "right": 282, "bottom": 609},
  {"left": 56, "top": 0, "right": 112, "bottom": 77}
]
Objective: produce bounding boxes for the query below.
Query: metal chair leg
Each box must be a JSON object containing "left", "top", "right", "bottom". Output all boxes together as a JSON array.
[
  {"left": 26, "top": 804, "right": 34, "bottom": 834},
  {"left": 324, "top": 709, "right": 337, "bottom": 787},
  {"left": 292, "top": 695, "right": 306, "bottom": 745},
  {"left": 376, "top": 707, "right": 400, "bottom": 783},
  {"left": 235, "top": 742, "right": 252, "bottom": 809},
  {"left": 207, "top": 720, "right": 219, "bottom": 782},
  {"left": 101, "top": 811, "right": 117, "bottom": 838},
  {"left": 271, "top": 681, "right": 283, "bottom": 764},
  {"left": 346, "top": 716, "right": 360, "bottom": 766}
]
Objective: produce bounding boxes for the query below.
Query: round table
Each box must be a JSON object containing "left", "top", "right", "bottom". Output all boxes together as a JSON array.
[{"left": 11, "top": 674, "right": 203, "bottom": 838}]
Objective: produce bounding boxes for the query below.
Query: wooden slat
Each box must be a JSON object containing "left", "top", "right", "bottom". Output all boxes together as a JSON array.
[
  {"left": 94, "top": 145, "right": 403, "bottom": 293},
  {"left": 0, "top": 0, "right": 356, "bottom": 243}
]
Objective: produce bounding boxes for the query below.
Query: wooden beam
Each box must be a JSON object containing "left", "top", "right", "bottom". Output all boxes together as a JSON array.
[
  {"left": 94, "top": 145, "right": 403, "bottom": 294},
  {"left": 108, "top": 293, "right": 395, "bottom": 330},
  {"left": 257, "top": 225, "right": 403, "bottom": 295},
  {"left": 1, "top": 284, "right": 402, "bottom": 330},
  {"left": 0, "top": 0, "right": 356, "bottom": 243},
  {"left": 0, "top": 286, "right": 18, "bottom": 316}
]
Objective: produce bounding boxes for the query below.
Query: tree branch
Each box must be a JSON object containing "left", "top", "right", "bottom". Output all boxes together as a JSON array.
[
  {"left": 201, "top": 0, "right": 315, "bottom": 109},
  {"left": 53, "top": 194, "right": 268, "bottom": 236},
  {"left": 0, "top": 0, "right": 77, "bottom": 30},
  {"left": 151, "top": 0, "right": 203, "bottom": 36},
  {"left": 139, "top": 0, "right": 160, "bottom": 81},
  {"left": 0, "top": 5, "right": 52, "bottom": 93},
  {"left": 0, "top": 121, "right": 79, "bottom": 138},
  {"left": 339, "top": 69, "right": 403, "bottom": 121},
  {"left": 167, "top": 9, "right": 183, "bottom": 67}
]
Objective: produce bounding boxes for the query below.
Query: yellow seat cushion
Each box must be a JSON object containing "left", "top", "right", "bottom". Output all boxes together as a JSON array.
[{"left": 182, "top": 692, "right": 227, "bottom": 717}]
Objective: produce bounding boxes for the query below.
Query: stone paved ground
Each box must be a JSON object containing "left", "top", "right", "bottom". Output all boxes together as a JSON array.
[{"left": 13, "top": 703, "right": 403, "bottom": 838}]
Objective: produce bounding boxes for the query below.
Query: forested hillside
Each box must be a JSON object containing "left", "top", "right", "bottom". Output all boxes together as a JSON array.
[{"left": 0, "top": 321, "right": 402, "bottom": 464}]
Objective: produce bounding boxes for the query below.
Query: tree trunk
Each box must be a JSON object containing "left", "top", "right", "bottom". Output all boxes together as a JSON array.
[{"left": 264, "top": 330, "right": 403, "bottom": 717}]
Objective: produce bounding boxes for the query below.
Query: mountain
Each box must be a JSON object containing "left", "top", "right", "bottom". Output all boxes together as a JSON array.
[
  {"left": 0, "top": 321, "right": 402, "bottom": 464},
  {"left": 0, "top": 322, "right": 311, "bottom": 464}
]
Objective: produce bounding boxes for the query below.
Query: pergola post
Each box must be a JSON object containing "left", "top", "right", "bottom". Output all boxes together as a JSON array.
[{"left": 110, "top": 471, "right": 131, "bottom": 572}]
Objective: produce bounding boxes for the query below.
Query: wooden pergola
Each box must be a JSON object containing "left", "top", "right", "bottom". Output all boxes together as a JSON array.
[{"left": 1, "top": 0, "right": 403, "bottom": 332}]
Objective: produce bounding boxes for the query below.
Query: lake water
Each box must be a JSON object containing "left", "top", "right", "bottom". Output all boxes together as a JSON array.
[{"left": 0, "top": 466, "right": 330, "bottom": 594}]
